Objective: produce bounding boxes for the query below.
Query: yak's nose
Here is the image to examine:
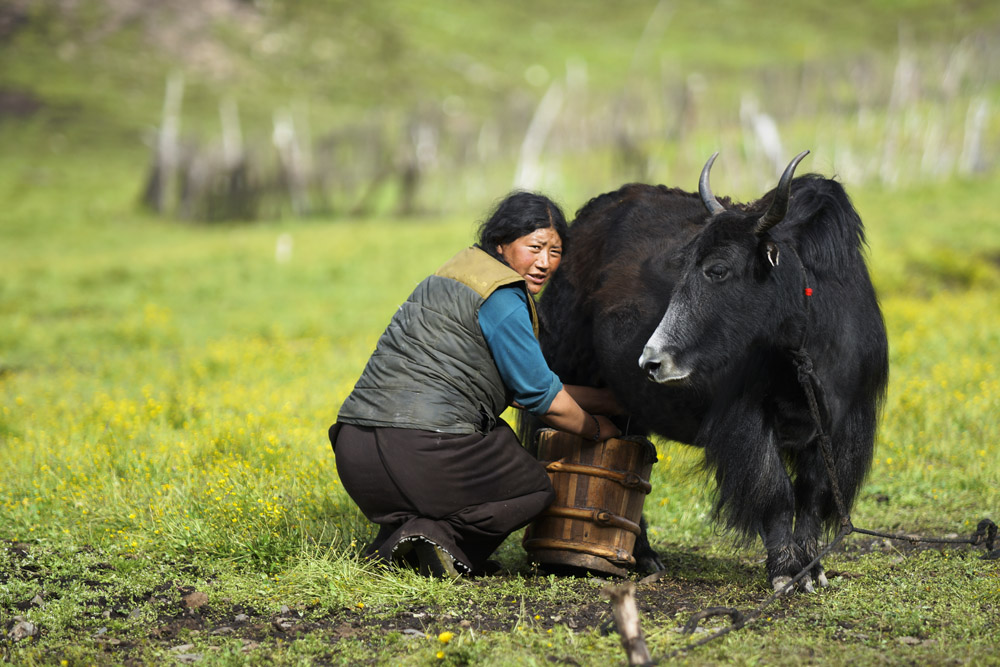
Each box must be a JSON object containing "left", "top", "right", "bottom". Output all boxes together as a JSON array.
[
  {"left": 638, "top": 346, "right": 690, "bottom": 384},
  {"left": 638, "top": 347, "right": 660, "bottom": 378}
]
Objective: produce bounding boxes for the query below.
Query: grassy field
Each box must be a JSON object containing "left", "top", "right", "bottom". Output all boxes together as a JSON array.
[
  {"left": 3, "top": 1, "right": 1000, "bottom": 665},
  {"left": 2, "top": 138, "right": 999, "bottom": 664}
]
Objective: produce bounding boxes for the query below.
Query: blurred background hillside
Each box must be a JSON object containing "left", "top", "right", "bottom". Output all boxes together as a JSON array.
[{"left": 3, "top": 0, "right": 999, "bottom": 222}]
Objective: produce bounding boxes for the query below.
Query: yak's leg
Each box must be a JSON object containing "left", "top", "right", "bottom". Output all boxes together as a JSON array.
[
  {"left": 633, "top": 515, "right": 664, "bottom": 573},
  {"left": 758, "top": 487, "right": 804, "bottom": 594},
  {"left": 792, "top": 447, "right": 837, "bottom": 590},
  {"left": 703, "top": 408, "right": 803, "bottom": 593},
  {"left": 613, "top": 424, "right": 664, "bottom": 574},
  {"left": 791, "top": 409, "right": 879, "bottom": 591}
]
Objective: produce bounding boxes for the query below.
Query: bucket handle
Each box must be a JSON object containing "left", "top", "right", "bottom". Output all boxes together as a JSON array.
[
  {"left": 543, "top": 460, "right": 652, "bottom": 494},
  {"left": 522, "top": 536, "right": 635, "bottom": 566},
  {"left": 541, "top": 504, "right": 642, "bottom": 535}
]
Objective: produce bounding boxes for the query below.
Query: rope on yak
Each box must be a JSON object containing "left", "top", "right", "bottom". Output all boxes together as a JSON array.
[{"left": 606, "top": 253, "right": 998, "bottom": 665}]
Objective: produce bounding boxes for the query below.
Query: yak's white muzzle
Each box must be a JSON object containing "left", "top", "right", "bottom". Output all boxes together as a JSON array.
[{"left": 638, "top": 346, "right": 691, "bottom": 383}]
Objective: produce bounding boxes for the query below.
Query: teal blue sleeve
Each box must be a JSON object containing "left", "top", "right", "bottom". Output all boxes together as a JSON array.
[{"left": 478, "top": 287, "right": 563, "bottom": 415}]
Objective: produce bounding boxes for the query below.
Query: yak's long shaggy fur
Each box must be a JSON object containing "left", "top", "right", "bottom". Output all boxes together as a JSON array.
[{"left": 525, "top": 163, "right": 888, "bottom": 588}]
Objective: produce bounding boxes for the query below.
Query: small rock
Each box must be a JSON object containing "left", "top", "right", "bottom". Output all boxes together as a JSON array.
[
  {"left": 171, "top": 644, "right": 197, "bottom": 652},
  {"left": 898, "top": 636, "right": 921, "bottom": 645},
  {"left": 211, "top": 626, "right": 235, "bottom": 635},
  {"left": 175, "top": 653, "right": 202, "bottom": 664},
  {"left": 402, "top": 628, "right": 426, "bottom": 638},
  {"left": 234, "top": 613, "right": 249, "bottom": 622},
  {"left": 8, "top": 621, "right": 37, "bottom": 641},
  {"left": 280, "top": 605, "right": 291, "bottom": 614},
  {"left": 30, "top": 594, "right": 44, "bottom": 607}
]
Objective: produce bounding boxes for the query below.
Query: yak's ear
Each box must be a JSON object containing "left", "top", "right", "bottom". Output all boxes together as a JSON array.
[{"left": 763, "top": 241, "right": 780, "bottom": 267}]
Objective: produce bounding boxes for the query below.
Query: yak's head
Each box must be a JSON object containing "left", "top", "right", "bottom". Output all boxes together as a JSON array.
[{"left": 639, "top": 151, "right": 810, "bottom": 384}]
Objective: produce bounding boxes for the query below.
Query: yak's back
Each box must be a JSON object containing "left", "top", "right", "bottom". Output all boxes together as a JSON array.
[{"left": 561, "top": 184, "right": 714, "bottom": 298}]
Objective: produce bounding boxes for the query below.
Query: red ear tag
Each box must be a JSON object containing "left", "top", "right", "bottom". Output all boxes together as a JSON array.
[{"left": 804, "top": 288, "right": 814, "bottom": 296}]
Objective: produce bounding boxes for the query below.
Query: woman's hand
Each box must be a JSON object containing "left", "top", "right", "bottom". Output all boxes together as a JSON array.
[{"left": 591, "top": 414, "right": 622, "bottom": 443}]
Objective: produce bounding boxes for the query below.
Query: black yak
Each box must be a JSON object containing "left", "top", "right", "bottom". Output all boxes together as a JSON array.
[{"left": 533, "top": 152, "right": 888, "bottom": 592}]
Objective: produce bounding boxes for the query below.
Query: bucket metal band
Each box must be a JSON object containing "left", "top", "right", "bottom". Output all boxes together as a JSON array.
[
  {"left": 540, "top": 504, "right": 641, "bottom": 535},
  {"left": 542, "top": 460, "right": 652, "bottom": 494},
  {"left": 523, "top": 537, "right": 635, "bottom": 566}
]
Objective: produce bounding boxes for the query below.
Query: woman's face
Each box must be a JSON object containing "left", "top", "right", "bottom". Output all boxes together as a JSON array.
[{"left": 497, "top": 227, "right": 563, "bottom": 295}]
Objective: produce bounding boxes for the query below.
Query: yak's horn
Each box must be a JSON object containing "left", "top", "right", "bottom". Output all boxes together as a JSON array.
[
  {"left": 699, "top": 152, "right": 726, "bottom": 216},
  {"left": 754, "top": 150, "right": 810, "bottom": 236}
]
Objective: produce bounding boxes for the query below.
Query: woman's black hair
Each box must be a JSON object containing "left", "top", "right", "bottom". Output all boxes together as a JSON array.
[{"left": 476, "top": 191, "right": 569, "bottom": 260}]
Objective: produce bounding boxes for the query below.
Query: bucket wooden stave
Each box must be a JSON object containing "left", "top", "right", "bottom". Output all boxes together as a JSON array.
[{"left": 523, "top": 429, "right": 656, "bottom": 576}]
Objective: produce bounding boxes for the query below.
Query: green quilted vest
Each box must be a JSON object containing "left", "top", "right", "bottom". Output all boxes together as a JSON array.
[{"left": 336, "top": 247, "right": 538, "bottom": 434}]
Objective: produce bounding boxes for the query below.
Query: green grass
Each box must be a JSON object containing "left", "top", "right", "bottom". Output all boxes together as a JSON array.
[
  {"left": 3, "top": 1, "right": 1000, "bottom": 664},
  {"left": 2, "top": 148, "right": 998, "bottom": 663}
]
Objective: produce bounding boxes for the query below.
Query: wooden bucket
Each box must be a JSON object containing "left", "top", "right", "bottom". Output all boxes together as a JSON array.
[{"left": 523, "top": 429, "right": 656, "bottom": 577}]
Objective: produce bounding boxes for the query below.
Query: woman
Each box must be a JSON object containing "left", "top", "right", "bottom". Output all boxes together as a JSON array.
[{"left": 330, "top": 191, "right": 621, "bottom": 577}]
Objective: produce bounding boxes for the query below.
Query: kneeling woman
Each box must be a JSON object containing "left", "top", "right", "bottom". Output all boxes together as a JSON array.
[{"left": 330, "top": 191, "right": 620, "bottom": 577}]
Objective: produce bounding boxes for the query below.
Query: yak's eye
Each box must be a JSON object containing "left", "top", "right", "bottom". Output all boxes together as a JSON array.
[{"left": 704, "top": 263, "right": 730, "bottom": 282}]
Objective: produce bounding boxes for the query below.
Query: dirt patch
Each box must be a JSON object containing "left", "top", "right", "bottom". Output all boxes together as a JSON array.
[
  {"left": 5, "top": 534, "right": 992, "bottom": 663},
  {"left": 49, "top": 566, "right": 794, "bottom": 665},
  {"left": 0, "top": 88, "right": 43, "bottom": 118},
  {"left": 46, "top": 577, "right": 717, "bottom": 663},
  {"left": 0, "top": 3, "right": 27, "bottom": 42}
]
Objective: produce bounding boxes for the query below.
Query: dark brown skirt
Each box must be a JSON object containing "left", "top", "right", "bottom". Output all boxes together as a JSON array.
[{"left": 330, "top": 421, "right": 554, "bottom": 573}]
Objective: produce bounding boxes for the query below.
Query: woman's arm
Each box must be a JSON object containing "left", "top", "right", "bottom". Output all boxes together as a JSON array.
[
  {"left": 479, "top": 288, "right": 621, "bottom": 442},
  {"left": 562, "top": 385, "right": 625, "bottom": 417},
  {"left": 537, "top": 388, "right": 621, "bottom": 443}
]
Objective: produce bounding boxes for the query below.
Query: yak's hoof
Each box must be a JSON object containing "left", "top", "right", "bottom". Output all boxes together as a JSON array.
[
  {"left": 772, "top": 575, "right": 795, "bottom": 595},
  {"left": 772, "top": 573, "right": 827, "bottom": 594},
  {"left": 635, "top": 551, "right": 665, "bottom": 574}
]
